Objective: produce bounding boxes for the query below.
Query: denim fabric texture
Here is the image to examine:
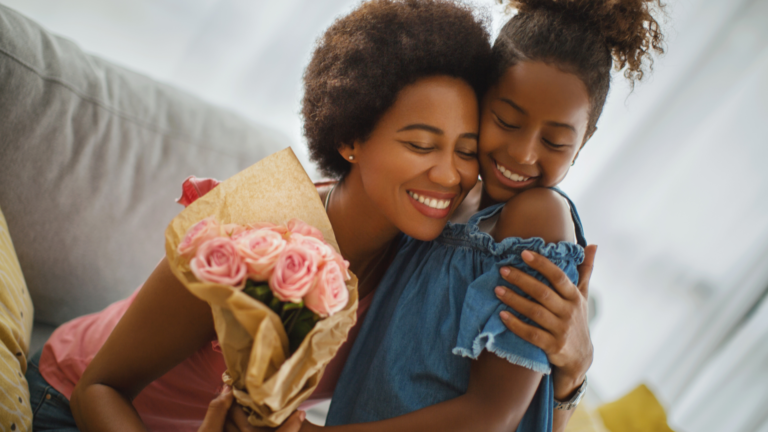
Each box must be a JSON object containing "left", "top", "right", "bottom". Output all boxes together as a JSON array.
[
  {"left": 26, "top": 350, "right": 80, "bottom": 431},
  {"left": 326, "top": 189, "right": 586, "bottom": 431}
]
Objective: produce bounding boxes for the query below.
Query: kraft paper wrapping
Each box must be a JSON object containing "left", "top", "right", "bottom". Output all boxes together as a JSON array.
[{"left": 165, "top": 148, "right": 359, "bottom": 427}]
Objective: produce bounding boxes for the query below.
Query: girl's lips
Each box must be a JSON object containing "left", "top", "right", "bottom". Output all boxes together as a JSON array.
[
  {"left": 407, "top": 190, "right": 455, "bottom": 219},
  {"left": 491, "top": 159, "right": 537, "bottom": 189}
]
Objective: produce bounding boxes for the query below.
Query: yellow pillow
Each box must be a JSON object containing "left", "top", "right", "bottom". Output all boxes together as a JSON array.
[{"left": 0, "top": 206, "right": 34, "bottom": 432}]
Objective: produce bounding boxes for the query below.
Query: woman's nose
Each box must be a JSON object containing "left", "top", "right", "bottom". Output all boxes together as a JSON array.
[
  {"left": 428, "top": 153, "right": 461, "bottom": 188},
  {"left": 508, "top": 133, "right": 538, "bottom": 165}
]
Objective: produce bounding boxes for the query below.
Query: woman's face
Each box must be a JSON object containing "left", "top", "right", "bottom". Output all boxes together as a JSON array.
[
  {"left": 345, "top": 75, "right": 479, "bottom": 241},
  {"left": 478, "top": 61, "right": 592, "bottom": 203}
]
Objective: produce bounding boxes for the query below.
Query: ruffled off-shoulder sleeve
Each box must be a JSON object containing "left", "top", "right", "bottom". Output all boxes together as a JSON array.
[{"left": 452, "top": 239, "right": 584, "bottom": 374}]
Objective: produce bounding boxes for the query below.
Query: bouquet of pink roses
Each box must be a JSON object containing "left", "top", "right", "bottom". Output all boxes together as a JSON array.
[
  {"left": 165, "top": 148, "right": 358, "bottom": 427},
  {"left": 178, "top": 217, "right": 350, "bottom": 352}
]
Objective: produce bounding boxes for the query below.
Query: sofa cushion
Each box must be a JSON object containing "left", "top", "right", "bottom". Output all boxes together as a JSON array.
[
  {"left": 0, "top": 4, "right": 289, "bottom": 325},
  {"left": 0, "top": 205, "right": 34, "bottom": 432}
]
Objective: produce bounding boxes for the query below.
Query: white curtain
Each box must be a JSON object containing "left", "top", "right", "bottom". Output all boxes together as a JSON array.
[{"left": 568, "top": 0, "right": 768, "bottom": 429}]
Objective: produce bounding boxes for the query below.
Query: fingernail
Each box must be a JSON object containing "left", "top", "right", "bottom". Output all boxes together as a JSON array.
[
  {"left": 299, "top": 411, "right": 306, "bottom": 422},
  {"left": 500, "top": 311, "right": 511, "bottom": 320},
  {"left": 495, "top": 287, "right": 505, "bottom": 297},
  {"left": 522, "top": 250, "right": 533, "bottom": 261},
  {"left": 500, "top": 267, "right": 510, "bottom": 276},
  {"left": 222, "top": 385, "right": 232, "bottom": 394}
]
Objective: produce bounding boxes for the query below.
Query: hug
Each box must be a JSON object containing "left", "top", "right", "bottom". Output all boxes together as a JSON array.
[{"left": 17, "top": 0, "right": 664, "bottom": 431}]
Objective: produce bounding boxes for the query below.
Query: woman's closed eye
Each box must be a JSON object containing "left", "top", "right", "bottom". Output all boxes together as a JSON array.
[{"left": 401, "top": 141, "right": 434, "bottom": 152}]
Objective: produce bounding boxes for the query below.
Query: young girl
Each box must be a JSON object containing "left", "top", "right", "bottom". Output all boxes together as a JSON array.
[{"left": 319, "top": 0, "right": 665, "bottom": 431}]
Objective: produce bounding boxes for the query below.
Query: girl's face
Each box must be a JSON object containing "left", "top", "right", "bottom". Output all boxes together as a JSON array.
[
  {"left": 344, "top": 75, "right": 479, "bottom": 241},
  {"left": 478, "top": 61, "right": 592, "bottom": 203}
]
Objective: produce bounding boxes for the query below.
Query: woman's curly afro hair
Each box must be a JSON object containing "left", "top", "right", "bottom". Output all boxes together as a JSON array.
[
  {"left": 496, "top": 0, "right": 666, "bottom": 138},
  {"left": 302, "top": 0, "right": 492, "bottom": 179}
]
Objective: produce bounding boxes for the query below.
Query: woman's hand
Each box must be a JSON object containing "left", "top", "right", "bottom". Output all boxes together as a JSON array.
[
  {"left": 494, "top": 244, "right": 597, "bottom": 400},
  {"left": 199, "top": 386, "right": 306, "bottom": 432}
]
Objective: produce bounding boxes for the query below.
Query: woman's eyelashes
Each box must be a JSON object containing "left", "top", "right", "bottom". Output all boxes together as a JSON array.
[{"left": 401, "top": 141, "right": 477, "bottom": 159}]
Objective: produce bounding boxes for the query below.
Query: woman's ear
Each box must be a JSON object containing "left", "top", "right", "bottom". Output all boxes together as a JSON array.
[{"left": 338, "top": 143, "right": 358, "bottom": 163}]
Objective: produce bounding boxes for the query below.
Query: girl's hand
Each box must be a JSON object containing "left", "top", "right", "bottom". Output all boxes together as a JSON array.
[
  {"left": 199, "top": 385, "right": 306, "bottom": 432},
  {"left": 495, "top": 244, "right": 597, "bottom": 400}
]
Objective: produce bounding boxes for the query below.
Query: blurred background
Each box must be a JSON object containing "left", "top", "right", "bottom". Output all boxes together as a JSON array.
[{"left": 3, "top": 0, "right": 767, "bottom": 430}]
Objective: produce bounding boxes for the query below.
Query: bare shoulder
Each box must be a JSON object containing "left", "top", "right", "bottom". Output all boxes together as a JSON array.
[{"left": 493, "top": 188, "right": 575, "bottom": 244}]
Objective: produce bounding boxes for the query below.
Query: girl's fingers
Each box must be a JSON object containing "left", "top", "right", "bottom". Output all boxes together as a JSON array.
[
  {"left": 520, "top": 250, "right": 580, "bottom": 301},
  {"left": 499, "top": 266, "right": 567, "bottom": 316},
  {"left": 199, "top": 386, "right": 234, "bottom": 432},
  {"left": 495, "top": 287, "right": 562, "bottom": 334},
  {"left": 499, "top": 310, "right": 557, "bottom": 354},
  {"left": 577, "top": 245, "right": 597, "bottom": 297},
  {"left": 277, "top": 411, "right": 307, "bottom": 432}
]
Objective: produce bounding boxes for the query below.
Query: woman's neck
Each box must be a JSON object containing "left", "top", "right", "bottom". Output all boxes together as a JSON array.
[{"left": 326, "top": 174, "right": 401, "bottom": 298}]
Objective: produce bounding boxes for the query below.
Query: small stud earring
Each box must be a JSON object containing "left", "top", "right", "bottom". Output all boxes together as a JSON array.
[{"left": 348, "top": 155, "right": 355, "bottom": 161}]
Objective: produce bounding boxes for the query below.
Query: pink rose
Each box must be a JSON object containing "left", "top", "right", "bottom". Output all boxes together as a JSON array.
[
  {"left": 269, "top": 243, "right": 320, "bottom": 303},
  {"left": 290, "top": 233, "right": 351, "bottom": 280},
  {"left": 305, "top": 261, "right": 349, "bottom": 317},
  {"left": 190, "top": 237, "right": 247, "bottom": 287},
  {"left": 235, "top": 228, "right": 287, "bottom": 281},
  {"left": 247, "top": 222, "right": 289, "bottom": 236},
  {"left": 178, "top": 217, "right": 220, "bottom": 258},
  {"left": 287, "top": 219, "right": 324, "bottom": 241}
]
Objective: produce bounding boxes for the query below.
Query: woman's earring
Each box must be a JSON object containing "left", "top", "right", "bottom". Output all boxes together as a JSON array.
[{"left": 348, "top": 155, "right": 355, "bottom": 161}]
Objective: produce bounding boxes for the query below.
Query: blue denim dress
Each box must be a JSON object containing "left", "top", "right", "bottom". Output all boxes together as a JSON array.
[{"left": 326, "top": 189, "right": 586, "bottom": 431}]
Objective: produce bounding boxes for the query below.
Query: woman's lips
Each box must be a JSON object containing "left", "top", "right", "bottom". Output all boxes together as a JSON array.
[
  {"left": 491, "top": 159, "right": 537, "bottom": 189},
  {"left": 407, "top": 190, "right": 454, "bottom": 219}
]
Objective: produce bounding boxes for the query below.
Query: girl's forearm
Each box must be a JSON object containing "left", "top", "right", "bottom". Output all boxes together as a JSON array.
[
  {"left": 70, "top": 383, "right": 148, "bottom": 432},
  {"left": 300, "top": 393, "right": 522, "bottom": 432}
]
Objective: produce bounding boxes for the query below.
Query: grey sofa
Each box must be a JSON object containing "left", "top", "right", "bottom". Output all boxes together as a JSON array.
[{"left": 0, "top": 3, "right": 289, "bottom": 352}]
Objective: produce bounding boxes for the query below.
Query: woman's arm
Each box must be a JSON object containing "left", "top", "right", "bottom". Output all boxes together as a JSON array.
[
  {"left": 70, "top": 257, "right": 218, "bottom": 431},
  {"left": 298, "top": 352, "right": 541, "bottom": 432}
]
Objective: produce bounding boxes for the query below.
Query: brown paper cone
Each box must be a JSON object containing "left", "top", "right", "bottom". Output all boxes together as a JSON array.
[{"left": 165, "top": 148, "right": 358, "bottom": 427}]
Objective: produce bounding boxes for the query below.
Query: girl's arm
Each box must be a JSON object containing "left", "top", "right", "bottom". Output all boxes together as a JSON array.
[
  {"left": 493, "top": 188, "right": 592, "bottom": 431},
  {"left": 70, "top": 257, "right": 218, "bottom": 431},
  {"left": 300, "top": 352, "right": 541, "bottom": 432}
]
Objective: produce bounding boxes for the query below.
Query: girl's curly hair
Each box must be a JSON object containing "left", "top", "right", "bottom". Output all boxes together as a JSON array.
[
  {"left": 302, "top": 0, "right": 492, "bottom": 179},
  {"left": 496, "top": 0, "right": 666, "bottom": 137}
]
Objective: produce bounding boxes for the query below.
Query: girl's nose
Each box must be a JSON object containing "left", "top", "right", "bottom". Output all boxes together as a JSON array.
[
  {"left": 508, "top": 132, "right": 538, "bottom": 165},
  {"left": 428, "top": 153, "right": 461, "bottom": 188}
]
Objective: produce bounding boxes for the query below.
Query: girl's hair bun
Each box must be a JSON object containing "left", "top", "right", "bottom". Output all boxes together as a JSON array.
[{"left": 506, "top": 0, "right": 665, "bottom": 83}]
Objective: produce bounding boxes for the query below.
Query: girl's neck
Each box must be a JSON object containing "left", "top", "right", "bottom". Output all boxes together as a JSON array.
[
  {"left": 478, "top": 187, "right": 500, "bottom": 211},
  {"left": 326, "top": 174, "right": 401, "bottom": 298}
]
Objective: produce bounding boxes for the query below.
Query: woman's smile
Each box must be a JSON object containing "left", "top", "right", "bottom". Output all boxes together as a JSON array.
[{"left": 407, "top": 189, "right": 457, "bottom": 218}]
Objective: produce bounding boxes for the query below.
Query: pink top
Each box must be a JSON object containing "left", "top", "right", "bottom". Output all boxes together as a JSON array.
[{"left": 39, "top": 176, "right": 372, "bottom": 431}]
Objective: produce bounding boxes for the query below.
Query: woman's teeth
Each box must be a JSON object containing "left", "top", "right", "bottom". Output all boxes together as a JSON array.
[
  {"left": 408, "top": 192, "right": 451, "bottom": 210},
  {"left": 496, "top": 163, "right": 530, "bottom": 182}
]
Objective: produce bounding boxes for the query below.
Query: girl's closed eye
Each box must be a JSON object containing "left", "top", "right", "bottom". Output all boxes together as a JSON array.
[
  {"left": 542, "top": 138, "right": 571, "bottom": 150},
  {"left": 493, "top": 112, "right": 520, "bottom": 130}
]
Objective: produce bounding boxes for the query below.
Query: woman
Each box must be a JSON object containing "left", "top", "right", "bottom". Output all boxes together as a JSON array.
[{"left": 26, "top": 1, "right": 595, "bottom": 431}]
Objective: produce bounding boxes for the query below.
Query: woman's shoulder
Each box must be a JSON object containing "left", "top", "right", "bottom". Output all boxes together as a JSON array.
[{"left": 494, "top": 188, "right": 575, "bottom": 244}]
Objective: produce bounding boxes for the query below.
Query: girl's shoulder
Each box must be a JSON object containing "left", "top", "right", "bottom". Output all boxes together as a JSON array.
[{"left": 493, "top": 188, "right": 576, "bottom": 244}]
